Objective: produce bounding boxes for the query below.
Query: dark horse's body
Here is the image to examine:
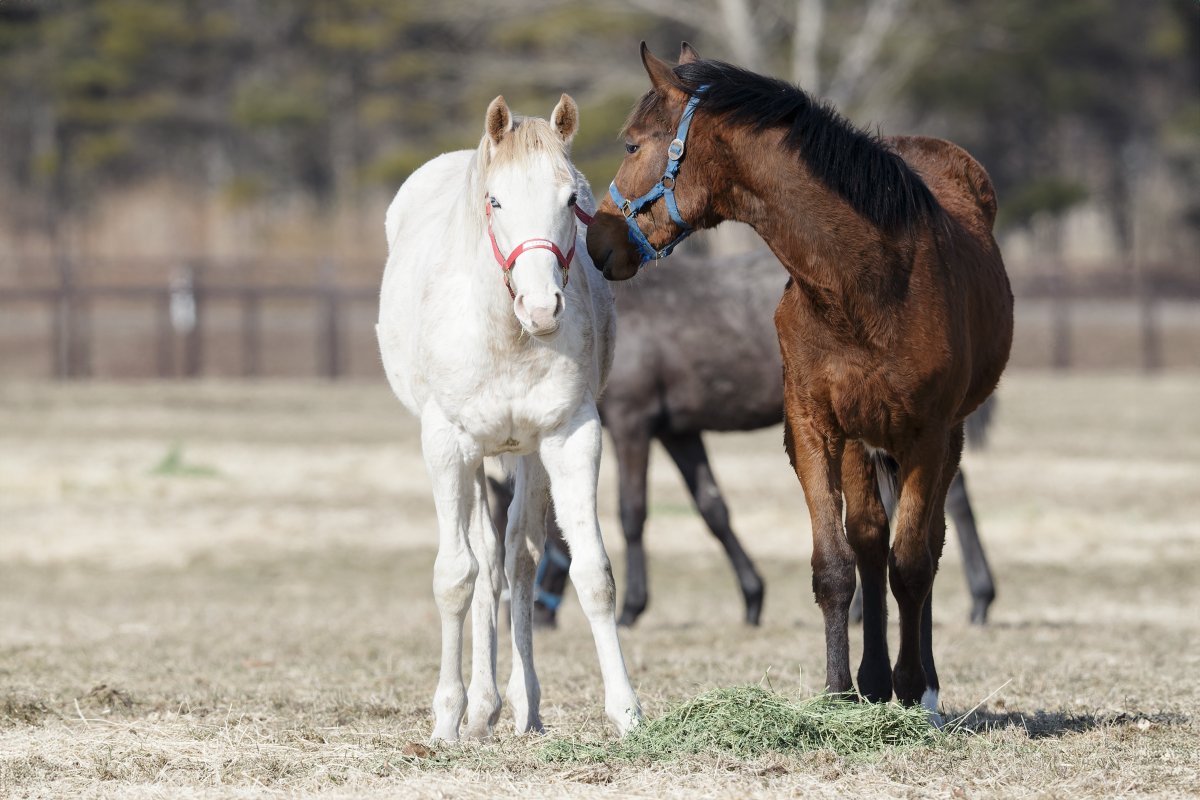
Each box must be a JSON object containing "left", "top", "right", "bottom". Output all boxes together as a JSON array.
[
  {"left": 586, "top": 45, "right": 1013, "bottom": 716},
  {"left": 497, "top": 250, "right": 996, "bottom": 628}
]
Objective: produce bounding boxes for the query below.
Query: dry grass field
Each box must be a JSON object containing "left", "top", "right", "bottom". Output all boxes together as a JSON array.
[{"left": 1, "top": 372, "right": 1198, "bottom": 798}]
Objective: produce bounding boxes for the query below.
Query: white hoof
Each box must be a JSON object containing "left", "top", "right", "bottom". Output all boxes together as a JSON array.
[{"left": 921, "top": 688, "right": 944, "bottom": 728}]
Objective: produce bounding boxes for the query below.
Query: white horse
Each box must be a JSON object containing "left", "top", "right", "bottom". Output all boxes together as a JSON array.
[{"left": 376, "top": 94, "right": 642, "bottom": 742}]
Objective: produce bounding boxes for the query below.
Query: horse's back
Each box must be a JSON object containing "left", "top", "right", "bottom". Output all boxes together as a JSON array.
[{"left": 378, "top": 150, "right": 474, "bottom": 413}]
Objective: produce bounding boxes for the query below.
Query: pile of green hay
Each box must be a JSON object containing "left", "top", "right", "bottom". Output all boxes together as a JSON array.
[{"left": 541, "top": 685, "right": 942, "bottom": 763}]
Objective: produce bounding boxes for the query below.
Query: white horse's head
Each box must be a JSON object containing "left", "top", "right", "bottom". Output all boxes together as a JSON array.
[{"left": 477, "top": 94, "right": 581, "bottom": 337}]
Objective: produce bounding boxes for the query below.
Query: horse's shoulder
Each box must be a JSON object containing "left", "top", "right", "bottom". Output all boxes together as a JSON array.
[{"left": 886, "top": 135, "right": 997, "bottom": 230}]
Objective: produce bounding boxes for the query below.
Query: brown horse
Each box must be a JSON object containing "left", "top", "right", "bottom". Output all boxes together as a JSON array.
[{"left": 587, "top": 43, "right": 1013, "bottom": 718}]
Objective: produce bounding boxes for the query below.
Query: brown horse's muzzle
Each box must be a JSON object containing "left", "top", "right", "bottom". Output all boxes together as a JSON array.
[{"left": 586, "top": 208, "right": 641, "bottom": 282}]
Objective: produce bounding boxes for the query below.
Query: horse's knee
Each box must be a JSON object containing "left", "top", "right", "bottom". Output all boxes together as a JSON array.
[
  {"left": 570, "top": 556, "right": 617, "bottom": 620},
  {"left": 811, "top": 547, "right": 855, "bottom": 610},
  {"left": 888, "top": 545, "right": 934, "bottom": 607},
  {"left": 434, "top": 550, "right": 478, "bottom": 615},
  {"left": 619, "top": 498, "right": 646, "bottom": 542},
  {"left": 695, "top": 487, "right": 731, "bottom": 531}
]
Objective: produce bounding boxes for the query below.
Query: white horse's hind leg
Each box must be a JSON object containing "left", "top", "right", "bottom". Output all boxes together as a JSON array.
[
  {"left": 464, "top": 467, "right": 502, "bottom": 740},
  {"left": 540, "top": 400, "right": 643, "bottom": 735},
  {"left": 421, "top": 407, "right": 479, "bottom": 743},
  {"left": 505, "top": 455, "right": 550, "bottom": 733}
]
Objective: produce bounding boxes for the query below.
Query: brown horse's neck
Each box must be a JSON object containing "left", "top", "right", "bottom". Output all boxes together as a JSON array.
[{"left": 712, "top": 126, "right": 918, "bottom": 303}]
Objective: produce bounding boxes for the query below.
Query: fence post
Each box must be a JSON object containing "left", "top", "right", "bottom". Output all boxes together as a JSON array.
[
  {"left": 156, "top": 288, "right": 173, "bottom": 378},
  {"left": 242, "top": 288, "right": 261, "bottom": 378},
  {"left": 320, "top": 261, "right": 341, "bottom": 380},
  {"left": 171, "top": 262, "right": 201, "bottom": 378},
  {"left": 52, "top": 255, "right": 70, "bottom": 379}
]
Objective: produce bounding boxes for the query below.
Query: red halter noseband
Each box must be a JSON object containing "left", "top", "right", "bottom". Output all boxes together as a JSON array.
[{"left": 486, "top": 202, "right": 594, "bottom": 299}]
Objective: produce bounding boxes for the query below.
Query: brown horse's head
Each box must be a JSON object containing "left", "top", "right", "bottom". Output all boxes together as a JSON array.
[{"left": 587, "top": 43, "right": 726, "bottom": 281}]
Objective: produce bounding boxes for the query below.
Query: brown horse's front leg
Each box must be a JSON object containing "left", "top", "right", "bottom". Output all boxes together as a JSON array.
[
  {"left": 784, "top": 406, "right": 854, "bottom": 695},
  {"left": 888, "top": 427, "right": 961, "bottom": 718}
]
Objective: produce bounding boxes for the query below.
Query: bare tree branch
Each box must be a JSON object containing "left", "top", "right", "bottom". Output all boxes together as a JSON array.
[
  {"left": 791, "top": 0, "right": 825, "bottom": 90},
  {"left": 622, "top": 0, "right": 719, "bottom": 32},
  {"left": 716, "top": 0, "right": 763, "bottom": 70},
  {"left": 826, "top": 0, "right": 909, "bottom": 109}
]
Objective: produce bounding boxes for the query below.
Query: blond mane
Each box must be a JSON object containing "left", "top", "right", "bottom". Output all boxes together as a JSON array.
[{"left": 463, "top": 115, "right": 575, "bottom": 240}]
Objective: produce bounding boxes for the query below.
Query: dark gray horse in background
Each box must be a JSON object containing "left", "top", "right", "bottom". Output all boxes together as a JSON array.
[{"left": 490, "top": 249, "right": 996, "bottom": 628}]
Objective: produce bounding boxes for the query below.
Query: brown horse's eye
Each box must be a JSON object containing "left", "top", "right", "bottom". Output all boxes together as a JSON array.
[{"left": 624, "top": 142, "right": 639, "bottom": 155}]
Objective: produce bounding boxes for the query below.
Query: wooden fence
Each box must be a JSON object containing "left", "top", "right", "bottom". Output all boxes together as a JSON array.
[{"left": 1, "top": 256, "right": 1197, "bottom": 379}]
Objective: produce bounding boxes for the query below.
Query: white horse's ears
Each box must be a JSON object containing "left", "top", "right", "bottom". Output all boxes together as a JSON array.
[
  {"left": 551, "top": 94, "right": 578, "bottom": 143},
  {"left": 679, "top": 42, "right": 701, "bottom": 64},
  {"left": 640, "top": 41, "right": 676, "bottom": 90},
  {"left": 486, "top": 95, "right": 513, "bottom": 146}
]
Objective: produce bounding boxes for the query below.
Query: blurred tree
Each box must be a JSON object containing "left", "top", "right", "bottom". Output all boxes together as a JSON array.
[{"left": 0, "top": 0, "right": 1195, "bottom": 267}]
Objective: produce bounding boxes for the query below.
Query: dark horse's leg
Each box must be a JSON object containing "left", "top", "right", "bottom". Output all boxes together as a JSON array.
[
  {"left": 889, "top": 425, "right": 961, "bottom": 719},
  {"left": 607, "top": 421, "right": 652, "bottom": 627},
  {"left": 946, "top": 469, "right": 996, "bottom": 624},
  {"left": 783, "top": 403, "right": 855, "bottom": 694},
  {"left": 659, "top": 431, "right": 765, "bottom": 625},
  {"left": 532, "top": 514, "right": 571, "bottom": 627},
  {"left": 488, "top": 475, "right": 572, "bottom": 629},
  {"left": 842, "top": 441, "right": 892, "bottom": 702}
]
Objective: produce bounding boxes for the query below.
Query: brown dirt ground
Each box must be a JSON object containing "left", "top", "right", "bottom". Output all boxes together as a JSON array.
[{"left": 1, "top": 372, "right": 1198, "bottom": 798}]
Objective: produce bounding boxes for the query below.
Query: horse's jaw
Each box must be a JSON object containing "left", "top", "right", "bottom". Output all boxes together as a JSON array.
[{"left": 521, "top": 321, "right": 561, "bottom": 340}]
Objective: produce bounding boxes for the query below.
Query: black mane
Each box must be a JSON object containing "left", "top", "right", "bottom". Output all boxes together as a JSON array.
[{"left": 668, "top": 59, "right": 940, "bottom": 231}]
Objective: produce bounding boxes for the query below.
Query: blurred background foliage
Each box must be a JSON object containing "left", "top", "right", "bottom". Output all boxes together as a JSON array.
[{"left": 0, "top": 0, "right": 1197, "bottom": 257}]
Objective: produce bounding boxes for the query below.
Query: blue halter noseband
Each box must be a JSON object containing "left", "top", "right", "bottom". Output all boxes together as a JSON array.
[{"left": 608, "top": 86, "right": 708, "bottom": 264}]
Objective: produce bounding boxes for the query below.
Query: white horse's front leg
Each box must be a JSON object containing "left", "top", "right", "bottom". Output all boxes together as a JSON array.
[
  {"left": 505, "top": 454, "right": 551, "bottom": 734},
  {"left": 541, "top": 400, "right": 643, "bottom": 735},
  {"left": 420, "top": 407, "right": 480, "bottom": 743},
  {"left": 464, "top": 466, "right": 502, "bottom": 740}
]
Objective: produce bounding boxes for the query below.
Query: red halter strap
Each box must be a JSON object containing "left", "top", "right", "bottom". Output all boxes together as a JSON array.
[{"left": 486, "top": 203, "right": 593, "bottom": 299}]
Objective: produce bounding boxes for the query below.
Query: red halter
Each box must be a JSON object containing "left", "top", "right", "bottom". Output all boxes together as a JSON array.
[{"left": 486, "top": 202, "right": 595, "bottom": 299}]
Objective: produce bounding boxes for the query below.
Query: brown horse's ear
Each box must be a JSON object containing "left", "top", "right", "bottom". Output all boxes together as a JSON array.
[
  {"left": 679, "top": 42, "right": 701, "bottom": 64},
  {"left": 486, "top": 95, "right": 513, "bottom": 146},
  {"left": 640, "top": 41, "right": 676, "bottom": 90},
  {"left": 551, "top": 93, "right": 578, "bottom": 143}
]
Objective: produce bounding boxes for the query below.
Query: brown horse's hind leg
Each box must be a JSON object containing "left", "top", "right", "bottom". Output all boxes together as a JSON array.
[
  {"left": 784, "top": 406, "right": 854, "bottom": 695},
  {"left": 842, "top": 441, "right": 892, "bottom": 702},
  {"left": 888, "top": 428, "right": 958, "bottom": 714}
]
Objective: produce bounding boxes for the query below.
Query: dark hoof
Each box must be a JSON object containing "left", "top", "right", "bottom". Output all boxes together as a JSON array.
[
  {"left": 743, "top": 584, "right": 764, "bottom": 626},
  {"left": 857, "top": 660, "right": 893, "bottom": 704},
  {"left": 892, "top": 663, "right": 926, "bottom": 707},
  {"left": 532, "top": 603, "right": 558, "bottom": 629},
  {"left": 969, "top": 595, "right": 992, "bottom": 625},
  {"left": 617, "top": 605, "right": 642, "bottom": 627}
]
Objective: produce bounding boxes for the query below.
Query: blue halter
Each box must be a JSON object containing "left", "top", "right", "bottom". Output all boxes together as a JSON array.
[{"left": 608, "top": 86, "right": 708, "bottom": 264}]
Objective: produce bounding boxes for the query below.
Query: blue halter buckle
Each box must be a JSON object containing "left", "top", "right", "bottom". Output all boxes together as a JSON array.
[{"left": 609, "top": 85, "right": 708, "bottom": 265}]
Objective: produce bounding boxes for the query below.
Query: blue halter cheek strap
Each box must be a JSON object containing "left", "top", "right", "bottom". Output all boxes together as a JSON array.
[{"left": 609, "top": 86, "right": 708, "bottom": 265}]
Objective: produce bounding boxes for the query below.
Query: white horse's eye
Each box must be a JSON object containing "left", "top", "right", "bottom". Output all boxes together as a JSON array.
[
  {"left": 567, "top": 192, "right": 577, "bottom": 207},
  {"left": 489, "top": 196, "right": 501, "bottom": 209}
]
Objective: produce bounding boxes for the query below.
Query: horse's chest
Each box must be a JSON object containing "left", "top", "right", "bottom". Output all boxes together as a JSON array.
[{"left": 442, "top": 359, "right": 583, "bottom": 454}]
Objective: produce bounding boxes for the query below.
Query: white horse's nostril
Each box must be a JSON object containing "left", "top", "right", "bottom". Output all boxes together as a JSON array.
[{"left": 553, "top": 291, "right": 565, "bottom": 318}]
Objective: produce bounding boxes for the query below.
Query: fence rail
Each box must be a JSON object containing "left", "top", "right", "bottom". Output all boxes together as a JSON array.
[{"left": 1, "top": 257, "right": 1197, "bottom": 379}]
